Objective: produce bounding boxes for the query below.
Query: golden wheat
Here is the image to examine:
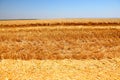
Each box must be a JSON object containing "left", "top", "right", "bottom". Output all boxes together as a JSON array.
[
  {"left": 0, "top": 19, "right": 120, "bottom": 80},
  {"left": 0, "top": 19, "right": 120, "bottom": 60}
]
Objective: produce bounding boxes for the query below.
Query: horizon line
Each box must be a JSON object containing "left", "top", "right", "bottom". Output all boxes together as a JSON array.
[{"left": 0, "top": 17, "right": 120, "bottom": 21}]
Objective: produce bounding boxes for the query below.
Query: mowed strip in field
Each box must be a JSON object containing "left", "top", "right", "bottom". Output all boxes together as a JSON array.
[
  {"left": 0, "top": 58, "right": 120, "bottom": 80},
  {"left": 0, "top": 19, "right": 120, "bottom": 60}
]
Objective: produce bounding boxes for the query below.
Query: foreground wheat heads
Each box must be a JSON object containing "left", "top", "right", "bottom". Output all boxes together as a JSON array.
[{"left": 0, "top": 27, "right": 120, "bottom": 59}]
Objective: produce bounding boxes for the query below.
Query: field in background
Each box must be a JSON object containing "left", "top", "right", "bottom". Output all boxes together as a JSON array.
[
  {"left": 0, "top": 18, "right": 120, "bottom": 28},
  {"left": 0, "top": 19, "right": 120, "bottom": 80}
]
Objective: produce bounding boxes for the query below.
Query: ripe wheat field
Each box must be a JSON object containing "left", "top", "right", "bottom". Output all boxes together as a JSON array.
[{"left": 0, "top": 19, "right": 120, "bottom": 80}]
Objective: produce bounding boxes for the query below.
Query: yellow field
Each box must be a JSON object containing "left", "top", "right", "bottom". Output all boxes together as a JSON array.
[{"left": 0, "top": 19, "right": 120, "bottom": 80}]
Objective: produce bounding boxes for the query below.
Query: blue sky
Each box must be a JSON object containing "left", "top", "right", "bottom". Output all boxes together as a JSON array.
[{"left": 0, "top": 0, "right": 120, "bottom": 19}]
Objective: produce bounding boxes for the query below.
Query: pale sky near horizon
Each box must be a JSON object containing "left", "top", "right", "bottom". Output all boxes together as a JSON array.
[{"left": 0, "top": 0, "right": 120, "bottom": 19}]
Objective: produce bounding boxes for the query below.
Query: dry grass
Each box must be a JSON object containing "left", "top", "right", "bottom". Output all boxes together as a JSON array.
[
  {"left": 0, "top": 19, "right": 120, "bottom": 60},
  {"left": 0, "top": 58, "right": 120, "bottom": 80}
]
